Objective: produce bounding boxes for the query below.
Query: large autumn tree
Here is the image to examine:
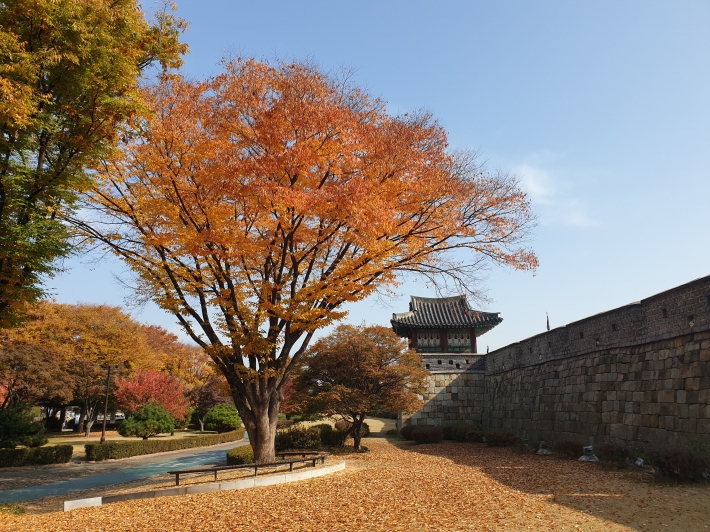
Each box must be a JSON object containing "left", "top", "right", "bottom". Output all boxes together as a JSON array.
[
  {"left": 74, "top": 59, "right": 537, "bottom": 463},
  {"left": 293, "top": 324, "right": 428, "bottom": 450},
  {"left": 0, "top": 0, "right": 186, "bottom": 327}
]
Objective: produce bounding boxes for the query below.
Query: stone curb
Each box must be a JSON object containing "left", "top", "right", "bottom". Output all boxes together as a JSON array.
[{"left": 63, "top": 461, "right": 346, "bottom": 511}]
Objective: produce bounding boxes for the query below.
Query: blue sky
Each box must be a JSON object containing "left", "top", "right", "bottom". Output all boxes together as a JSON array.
[{"left": 50, "top": 1, "right": 710, "bottom": 350}]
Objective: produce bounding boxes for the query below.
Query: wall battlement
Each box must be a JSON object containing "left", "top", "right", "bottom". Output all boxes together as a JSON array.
[{"left": 486, "top": 274, "right": 710, "bottom": 375}]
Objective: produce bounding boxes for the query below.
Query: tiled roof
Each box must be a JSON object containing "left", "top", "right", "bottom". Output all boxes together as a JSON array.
[{"left": 391, "top": 295, "right": 502, "bottom": 336}]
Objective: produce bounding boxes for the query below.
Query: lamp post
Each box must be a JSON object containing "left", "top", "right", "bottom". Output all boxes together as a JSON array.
[{"left": 99, "top": 364, "right": 119, "bottom": 445}]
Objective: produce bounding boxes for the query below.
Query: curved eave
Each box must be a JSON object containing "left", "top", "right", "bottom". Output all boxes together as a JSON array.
[{"left": 390, "top": 318, "right": 503, "bottom": 338}]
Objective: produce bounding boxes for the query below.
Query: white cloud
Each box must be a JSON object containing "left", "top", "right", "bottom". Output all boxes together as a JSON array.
[{"left": 514, "top": 160, "right": 599, "bottom": 228}]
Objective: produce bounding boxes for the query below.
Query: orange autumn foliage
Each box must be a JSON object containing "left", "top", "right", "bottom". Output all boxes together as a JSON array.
[{"left": 76, "top": 59, "right": 537, "bottom": 462}]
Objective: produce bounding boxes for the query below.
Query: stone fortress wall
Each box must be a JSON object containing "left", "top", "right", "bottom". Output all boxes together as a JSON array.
[{"left": 403, "top": 275, "right": 710, "bottom": 446}]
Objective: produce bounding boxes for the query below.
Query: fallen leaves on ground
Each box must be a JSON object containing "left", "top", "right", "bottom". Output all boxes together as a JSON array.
[{"left": 2, "top": 439, "right": 709, "bottom": 531}]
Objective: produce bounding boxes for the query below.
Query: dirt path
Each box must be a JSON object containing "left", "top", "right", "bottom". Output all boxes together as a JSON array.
[{"left": 3, "top": 438, "right": 708, "bottom": 531}]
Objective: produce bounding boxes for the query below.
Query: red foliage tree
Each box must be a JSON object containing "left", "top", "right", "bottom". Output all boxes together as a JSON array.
[{"left": 115, "top": 369, "right": 189, "bottom": 421}]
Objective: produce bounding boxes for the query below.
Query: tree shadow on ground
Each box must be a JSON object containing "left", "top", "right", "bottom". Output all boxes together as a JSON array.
[{"left": 399, "top": 441, "right": 709, "bottom": 532}]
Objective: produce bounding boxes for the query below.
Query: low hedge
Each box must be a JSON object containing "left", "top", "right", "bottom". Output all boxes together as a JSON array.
[
  {"left": 554, "top": 440, "right": 585, "bottom": 459},
  {"left": 226, "top": 445, "right": 253, "bottom": 465},
  {"left": 0, "top": 445, "right": 73, "bottom": 468},
  {"left": 399, "top": 424, "right": 415, "bottom": 440},
  {"left": 412, "top": 426, "right": 444, "bottom": 444},
  {"left": 485, "top": 432, "right": 519, "bottom": 447},
  {"left": 274, "top": 427, "right": 322, "bottom": 452},
  {"left": 85, "top": 428, "right": 245, "bottom": 461},
  {"left": 465, "top": 430, "right": 484, "bottom": 443},
  {"left": 650, "top": 446, "right": 709, "bottom": 480}
]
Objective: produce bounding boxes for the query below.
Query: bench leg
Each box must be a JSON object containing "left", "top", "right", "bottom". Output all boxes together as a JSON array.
[
  {"left": 290, "top": 463, "right": 293, "bottom": 472},
  {"left": 254, "top": 466, "right": 258, "bottom": 477},
  {"left": 176, "top": 475, "right": 180, "bottom": 486},
  {"left": 214, "top": 471, "right": 218, "bottom": 482}
]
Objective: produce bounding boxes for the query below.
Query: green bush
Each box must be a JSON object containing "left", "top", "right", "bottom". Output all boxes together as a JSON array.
[
  {"left": 649, "top": 446, "right": 709, "bottom": 480},
  {"left": 399, "top": 424, "right": 415, "bottom": 440},
  {"left": 274, "top": 427, "right": 322, "bottom": 452},
  {"left": 485, "top": 432, "right": 518, "bottom": 447},
  {"left": 465, "top": 430, "right": 484, "bottom": 443},
  {"left": 85, "top": 428, "right": 244, "bottom": 461},
  {"left": 204, "top": 404, "right": 241, "bottom": 433},
  {"left": 0, "top": 445, "right": 73, "bottom": 468},
  {"left": 554, "top": 440, "right": 585, "bottom": 459},
  {"left": 226, "top": 445, "right": 253, "bottom": 465},
  {"left": 0, "top": 404, "right": 48, "bottom": 449},
  {"left": 412, "top": 426, "right": 444, "bottom": 444},
  {"left": 118, "top": 402, "right": 175, "bottom": 440}
]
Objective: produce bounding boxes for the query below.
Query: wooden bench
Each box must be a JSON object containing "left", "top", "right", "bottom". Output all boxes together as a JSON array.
[{"left": 167, "top": 452, "right": 328, "bottom": 486}]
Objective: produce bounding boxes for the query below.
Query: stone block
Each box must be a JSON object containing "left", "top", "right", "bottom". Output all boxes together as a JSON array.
[
  {"left": 155, "top": 487, "right": 187, "bottom": 498},
  {"left": 64, "top": 497, "right": 102, "bottom": 512},
  {"left": 220, "top": 478, "right": 255, "bottom": 490},
  {"left": 186, "top": 484, "right": 221, "bottom": 495}
]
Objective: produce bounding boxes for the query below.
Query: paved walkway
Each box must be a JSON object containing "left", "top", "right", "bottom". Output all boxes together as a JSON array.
[{"left": 0, "top": 440, "right": 248, "bottom": 504}]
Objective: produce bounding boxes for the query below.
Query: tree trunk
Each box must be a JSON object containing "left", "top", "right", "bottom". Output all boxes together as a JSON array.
[
  {"left": 235, "top": 392, "right": 280, "bottom": 464},
  {"left": 199, "top": 419, "right": 204, "bottom": 432},
  {"left": 351, "top": 413, "right": 366, "bottom": 451},
  {"left": 76, "top": 405, "right": 87, "bottom": 434},
  {"left": 83, "top": 402, "right": 95, "bottom": 437}
]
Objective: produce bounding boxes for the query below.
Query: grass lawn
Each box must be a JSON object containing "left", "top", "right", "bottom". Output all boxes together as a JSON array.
[
  {"left": 3, "top": 438, "right": 708, "bottom": 531},
  {"left": 45, "top": 430, "right": 220, "bottom": 460}
]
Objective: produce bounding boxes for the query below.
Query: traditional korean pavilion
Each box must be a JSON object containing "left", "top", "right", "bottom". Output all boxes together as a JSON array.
[{"left": 391, "top": 295, "right": 502, "bottom": 354}]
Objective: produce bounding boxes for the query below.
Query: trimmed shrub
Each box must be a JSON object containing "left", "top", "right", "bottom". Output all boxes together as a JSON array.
[
  {"left": 277, "top": 419, "right": 295, "bottom": 430},
  {"left": 412, "top": 426, "right": 444, "bottom": 444},
  {"left": 226, "top": 445, "right": 253, "bottom": 465},
  {"left": 85, "top": 428, "right": 244, "bottom": 461},
  {"left": 399, "top": 424, "right": 415, "bottom": 440},
  {"left": 452, "top": 425, "right": 480, "bottom": 442},
  {"left": 597, "top": 441, "right": 630, "bottom": 467},
  {"left": 650, "top": 446, "right": 710, "bottom": 480},
  {"left": 554, "top": 440, "right": 585, "bottom": 459},
  {"left": 204, "top": 404, "right": 241, "bottom": 433},
  {"left": 0, "top": 404, "right": 47, "bottom": 449},
  {"left": 334, "top": 420, "right": 350, "bottom": 432},
  {"left": 485, "top": 432, "right": 518, "bottom": 447},
  {"left": 319, "top": 426, "right": 349, "bottom": 447},
  {"left": 442, "top": 425, "right": 454, "bottom": 440},
  {"left": 465, "top": 430, "right": 484, "bottom": 443},
  {"left": 332, "top": 420, "right": 370, "bottom": 438},
  {"left": 312, "top": 423, "right": 334, "bottom": 433},
  {"left": 0, "top": 444, "right": 73, "bottom": 468},
  {"left": 118, "top": 402, "right": 175, "bottom": 440},
  {"left": 386, "top": 429, "right": 398, "bottom": 436},
  {"left": 274, "top": 427, "right": 322, "bottom": 452}
]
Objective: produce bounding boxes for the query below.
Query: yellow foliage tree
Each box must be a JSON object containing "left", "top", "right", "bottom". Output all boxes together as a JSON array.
[
  {"left": 75, "top": 59, "right": 537, "bottom": 462},
  {"left": 0, "top": 301, "right": 161, "bottom": 434}
]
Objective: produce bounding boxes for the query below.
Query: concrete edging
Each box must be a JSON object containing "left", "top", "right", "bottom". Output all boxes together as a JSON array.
[{"left": 63, "top": 461, "right": 346, "bottom": 511}]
